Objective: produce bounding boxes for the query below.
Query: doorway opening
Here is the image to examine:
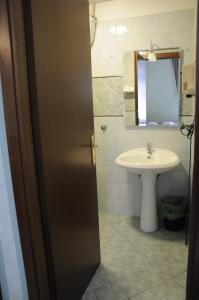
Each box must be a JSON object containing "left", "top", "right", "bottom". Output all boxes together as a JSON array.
[{"left": 85, "top": 0, "right": 197, "bottom": 299}]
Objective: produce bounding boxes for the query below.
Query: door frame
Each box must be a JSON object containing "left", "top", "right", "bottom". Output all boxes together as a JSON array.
[
  {"left": 0, "top": 0, "right": 50, "bottom": 299},
  {"left": 0, "top": 0, "right": 199, "bottom": 299},
  {"left": 186, "top": 2, "right": 199, "bottom": 299}
]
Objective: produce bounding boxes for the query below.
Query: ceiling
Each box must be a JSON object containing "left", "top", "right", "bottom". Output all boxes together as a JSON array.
[{"left": 90, "top": 0, "right": 196, "bottom": 21}]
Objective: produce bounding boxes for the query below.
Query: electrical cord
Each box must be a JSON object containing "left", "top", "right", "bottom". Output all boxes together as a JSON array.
[
  {"left": 180, "top": 121, "right": 195, "bottom": 140},
  {"left": 180, "top": 119, "right": 195, "bottom": 245},
  {"left": 90, "top": 16, "right": 97, "bottom": 48}
]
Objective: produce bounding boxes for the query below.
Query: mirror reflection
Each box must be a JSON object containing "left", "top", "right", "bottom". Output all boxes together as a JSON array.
[
  {"left": 123, "top": 49, "right": 182, "bottom": 127},
  {"left": 136, "top": 51, "right": 181, "bottom": 126}
]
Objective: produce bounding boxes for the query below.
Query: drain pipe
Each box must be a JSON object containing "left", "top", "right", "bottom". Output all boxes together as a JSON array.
[{"left": 180, "top": 119, "right": 195, "bottom": 245}]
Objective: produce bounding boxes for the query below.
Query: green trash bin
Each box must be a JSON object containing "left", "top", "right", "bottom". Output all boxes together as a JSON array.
[{"left": 160, "top": 196, "right": 187, "bottom": 231}]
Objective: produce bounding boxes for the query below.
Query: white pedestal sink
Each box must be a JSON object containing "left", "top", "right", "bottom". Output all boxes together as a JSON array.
[{"left": 116, "top": 148, "right": 180, "bottom": 232}]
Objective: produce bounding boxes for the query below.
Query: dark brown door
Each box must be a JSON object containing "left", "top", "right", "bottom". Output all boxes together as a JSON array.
[{"left": 23, "top": 0, "right": 100, "bottom": 299}]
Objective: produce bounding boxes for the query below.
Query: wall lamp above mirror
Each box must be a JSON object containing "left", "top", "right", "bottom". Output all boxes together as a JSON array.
[
  {"left": 140, "top": 41, "right": 161, "bottom": 62},
  {"left": 123, "top": 48, "right": 182, "bottom": 127}
]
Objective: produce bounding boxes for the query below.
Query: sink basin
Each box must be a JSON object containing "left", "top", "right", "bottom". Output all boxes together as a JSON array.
[
  {"left": 116, "top": 148, "right": 180, "bottom": 232},
  {"left": 116, "top": 148, "right": 180, "bottom": 174}
]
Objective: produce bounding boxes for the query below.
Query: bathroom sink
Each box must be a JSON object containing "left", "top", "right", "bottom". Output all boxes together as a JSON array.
[
  {"left": 116, "top": 147, "right": 180, "bottom": 233},
  {"left": 116, "top": 148, "right": 180, "bottom": 175}
]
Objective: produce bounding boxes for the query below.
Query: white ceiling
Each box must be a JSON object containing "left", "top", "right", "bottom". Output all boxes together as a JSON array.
[{"left": 91, "top": 0, "right": 196, "bottom": 21}]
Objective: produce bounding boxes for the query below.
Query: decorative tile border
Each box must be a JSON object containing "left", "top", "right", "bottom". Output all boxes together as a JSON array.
[
  {"left": 92, "top": 76, "right": 124, "bottom": 116},
  {"left": 92, "top": 76, "right": 193, "bottom": 120}
]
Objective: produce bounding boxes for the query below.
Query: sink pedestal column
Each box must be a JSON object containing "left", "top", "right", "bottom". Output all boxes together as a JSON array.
[{"left": 140, "top": 174, "right": 158, "bottom": 232}]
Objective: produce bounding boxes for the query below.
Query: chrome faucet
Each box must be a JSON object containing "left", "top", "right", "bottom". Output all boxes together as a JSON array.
[{"left": 146, "top": 142, "right": 152, "bottom": 158}]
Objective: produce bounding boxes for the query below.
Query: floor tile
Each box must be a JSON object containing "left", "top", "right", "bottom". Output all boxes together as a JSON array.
[
  {"left": 81, "top": 290, "right": 98, "bottom": 300},
  {"left": 84, "top": 213, "right": 187, "bottom": 300},
  {"left": 129, "top": 288, "right": 162, "bottom": 300},
  {"left": 174, "top": 272, "right": 187, "bottom": 290},
  {"left": 130, "top": 280, "right": 186, "bottom": 300},
  {"left": 117, "top": 274, "right": 152, "bottom": 297},
  {"left": 152, "top": 279, "right": 186, "bottom": 299},
  {"left": 88, "top": 264, "right": 115, "bottom": 290},
  {"left": 93, "top": 282, "right": 128, "bottom": 300}
]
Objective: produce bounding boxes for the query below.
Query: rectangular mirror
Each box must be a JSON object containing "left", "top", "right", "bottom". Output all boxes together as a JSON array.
[{"left": 123, "top": 49, "right": 182, "bottom": 127}]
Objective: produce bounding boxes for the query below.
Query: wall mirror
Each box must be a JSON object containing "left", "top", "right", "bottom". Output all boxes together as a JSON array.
[{"left": 123, "top": 49, "right": 182, "bottom": 127}]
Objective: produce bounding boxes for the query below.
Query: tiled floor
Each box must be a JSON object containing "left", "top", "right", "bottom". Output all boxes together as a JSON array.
[{"left": 82, "top": 213, "right": 188, "bottom": 300}]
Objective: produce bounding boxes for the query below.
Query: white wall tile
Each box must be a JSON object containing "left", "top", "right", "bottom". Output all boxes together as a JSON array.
[
  {"left": 153, "top": 13, "right": 176, "bottom": 34},
  {"left": 171, "top": 132, "right": 190, "bottom": 154},
  {"left": 134, "top": 15, "right": 154, "bottom": 34},
  {"left": 94, "top": 117, "right": 104, "bottom": 133},
  {"left": 96, "top": 148, "right": 104, "bottom": 166},
  {"left": 104, "top": 166, "right": 122, "bottom": 183},
  {"left": 93, "top": 8, "right": 194, "bottom": 216},
  {"left": 103, "top": 134, "right": 120, "bottom": 150},
  {"left": 98, "top": 196, "right": 140, "bottom": 216},
  {"left": 102, "top": 117, "right": 119, "bottom": 133},
  {"left": 104, "top": 183, "right": 120, "bottom": 198},
  {"left": 103, "top": 151, "right": 119, "bottom": 167},
  {"left": 96, "top": 165, "right": 105, "bottom": 181},
  {"left": 92, "top": 10, "right": 195, "bottom": 77},
  {"left": 97, "top": 181, "right": 105, "bottom": 199},
  {"left": 95, "top": 116, "right": 191, "bottom": 216},
  {"left": 95, "top": 133, "right": 104, "bottom": 149}
]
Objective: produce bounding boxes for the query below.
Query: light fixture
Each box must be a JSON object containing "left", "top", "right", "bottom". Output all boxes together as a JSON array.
[
  {"left": 148, "top": 51, "right": 157, "bottom": 62},
  {"left": 147, "top": 41, "right": 160, "bottom": 62}
]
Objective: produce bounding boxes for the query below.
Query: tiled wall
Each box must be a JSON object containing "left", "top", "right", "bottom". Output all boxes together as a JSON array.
[
  {"left": 92, "top": 8, "right": 195, "bottom": 216},
  {"left": 95, "top": 117, "right": 191, "bottom": 216},
  {"left": 92, "top": 9, "right": 195, "bottom": 76},
  {"left": 92, "top": 9, "right": 195, "bottom": 118},
  {"left": 92, "top": 76, "right": 194, "bottom": 118},
  {"left": 92, "top": 77, "right": 123, "bottom": 116}
]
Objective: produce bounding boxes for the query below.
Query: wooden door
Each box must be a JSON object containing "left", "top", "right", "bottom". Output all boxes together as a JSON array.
[{"left": 22, "top": 0, "right": 100, "bottom": 299}]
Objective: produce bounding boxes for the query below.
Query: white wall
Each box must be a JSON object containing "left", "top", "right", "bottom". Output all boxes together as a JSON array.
[
  {"left": 92, "top": 9, "right": 195, "bottom": 77},
  {"left": 92, "top": 7, "right": 196, "bottom": 216},
  {"left": 0, "top": 79, "right": 28, "bottom": 299},
  {"left": 95, "top": 117, "right": 192, "bottom": 216}
]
